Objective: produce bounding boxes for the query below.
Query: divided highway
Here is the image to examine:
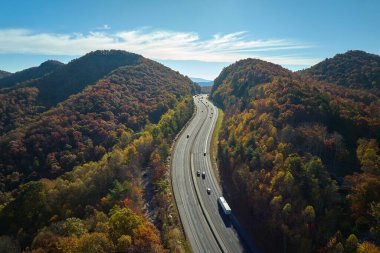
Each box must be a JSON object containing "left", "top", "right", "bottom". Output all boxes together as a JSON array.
[{"left": 172, "top": 94, "right": 250, "bottom": 253}]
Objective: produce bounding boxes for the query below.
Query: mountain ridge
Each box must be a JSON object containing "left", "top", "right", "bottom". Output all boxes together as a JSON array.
[
  {"left": 0, "top": 60, "right": 64, "bottom": 89},
  {"left": 299, "top": 50, "right": 380, "bottom": 92},
  {"left": 0, "top": 70, "right": 12, "bottom": 79}
]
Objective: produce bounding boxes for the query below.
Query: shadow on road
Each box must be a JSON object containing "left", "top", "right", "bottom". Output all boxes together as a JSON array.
[{"left": 217, "top": 204, "right": 232, "bottom": 228}]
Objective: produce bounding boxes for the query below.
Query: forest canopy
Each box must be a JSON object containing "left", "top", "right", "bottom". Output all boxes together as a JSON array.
[
  {"left": 210, "top": 53, "right": 380, "bottom": 252},
  {"left": 0, "top": 50, "right": 199, "bottom": 252}
]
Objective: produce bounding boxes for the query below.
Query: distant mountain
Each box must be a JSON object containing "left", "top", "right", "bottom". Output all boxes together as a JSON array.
[
  {"left": 300, "top": 50, "right": 380, "bottom": 91},
  {"left": 0, "top": 60, "right": 64, "bottom": 89},
  {"left": 190, "top": 77, "right": 211, "bottom": 83},
  {"left": 0, "top": 70, "right": 12, "bottom": 79},
  {"left": 198, "top": 81, "right": 213, "bottom": 86},
  {"left": 190, "top": 77, "right": 214, "bottom": 87}
]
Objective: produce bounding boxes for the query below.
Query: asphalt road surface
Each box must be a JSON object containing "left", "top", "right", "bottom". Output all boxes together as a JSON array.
[{"left": 172, "top": 94, "right": 257, "bottom": 253}]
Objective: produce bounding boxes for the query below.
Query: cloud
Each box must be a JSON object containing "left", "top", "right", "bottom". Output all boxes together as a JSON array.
[
  {"left": 95, "top": 24, "right": 111, "bottom": 30},
  {"left": 0, "top": 28, "right": 319, "bottom": 66}
]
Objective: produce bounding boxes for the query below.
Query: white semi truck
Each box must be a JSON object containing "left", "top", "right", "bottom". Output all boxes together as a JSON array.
[{"left": 218, "top": 196, "right": 231, "bottom": 215}]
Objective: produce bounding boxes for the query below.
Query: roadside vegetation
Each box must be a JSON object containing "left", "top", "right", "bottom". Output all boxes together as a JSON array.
[{"left": 210, "top": 107, "right": 224, "bottom": 184}]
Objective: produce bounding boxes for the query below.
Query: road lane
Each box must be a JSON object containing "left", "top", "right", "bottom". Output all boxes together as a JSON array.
[
  {"left": 172, "top": 95, "right": 220, "bottom": 253},
  {"left": 172, "top": 94, "right": 256, "bottom": 253}
]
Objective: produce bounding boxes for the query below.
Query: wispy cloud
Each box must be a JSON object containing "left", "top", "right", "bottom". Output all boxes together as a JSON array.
[
  {"left": 95, "top": 24, "right": 111, "bottom": 30},
  {"left": 0, "top": 28, "right": 319, "bottom": 65}
]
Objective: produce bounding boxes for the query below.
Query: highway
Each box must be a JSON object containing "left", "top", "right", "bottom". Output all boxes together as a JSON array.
[{"left": 172, "top": 94, "right": 251, "bottom": 253}]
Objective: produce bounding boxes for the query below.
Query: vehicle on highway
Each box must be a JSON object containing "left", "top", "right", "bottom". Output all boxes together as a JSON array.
[
  {"left": 203, "top": 152, "right": 206, "bottom": 156},
  {"left": 218, "top": 197, "right": 232, "bottom": 215},
  {"left": 197, "top": 170, "right": 200, "bottom": 177},
  {"left": 207, "top": 188, "right": 211, "bottom": 194},
  {"left": 187, "top": 134, "right": 189, "bottom": 138},
  {"left": 202, "top": 171, "right": 206, "bottom": 179}
]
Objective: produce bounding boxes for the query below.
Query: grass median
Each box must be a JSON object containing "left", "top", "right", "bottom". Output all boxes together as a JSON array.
[{"left": 210, "top": 107, "right": 224, "bottom": 185}]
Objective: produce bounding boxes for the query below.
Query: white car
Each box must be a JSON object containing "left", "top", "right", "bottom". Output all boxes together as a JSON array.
[{"left": 207, "top": 188, "right": 211, "bottom": 194}]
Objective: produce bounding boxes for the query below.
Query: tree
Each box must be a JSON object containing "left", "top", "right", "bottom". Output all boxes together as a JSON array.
[
  {"left": 344, "top": 234, "right": 358, "bottom": 253},
  {"left": 369, "top": 202, "right": 380, "bottom": 243},
  {"left": 303, "top": 205, "right": 316, "bottom": 224},
  {"left": 357, "top": 139, "right": 380, "bottom": 175},
  {"left": 357, "top": 241, "right": 380, "bottom": 253},
  {"left": 108, "top": 207, "right": 143, "bottom": 240},
  {"left": 76, "top": 233, "right": 114, "bottom": 253},
  {"left": 131, "top": 224, "right": 165, "bottom": 253},
  {"left": 59, "top": 218, "right": 88, "bottom": 237}
]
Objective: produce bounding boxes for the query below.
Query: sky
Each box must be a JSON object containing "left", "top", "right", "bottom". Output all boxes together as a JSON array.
[{"left": 0, "top": 0, "right": 379, "bottom": 80}]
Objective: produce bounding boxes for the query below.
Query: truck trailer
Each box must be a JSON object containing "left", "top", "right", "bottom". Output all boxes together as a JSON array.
[{"left": 218, "top": 197, "right": 231, "bottom": 215}]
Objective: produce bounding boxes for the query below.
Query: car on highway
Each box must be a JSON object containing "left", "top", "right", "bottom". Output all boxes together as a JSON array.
[
  {"left": 197, "top": 170, "right": 200, "bottom": 177},
  {"left": 203, "top": 152, "right": 206, "bottom": 156},
  {"left": 202, "top": 171, "right": 206, "bottom": 179},
  {"left": 187, "top": 134, "right": 189, "bottom": 138},
  {"left": 207, "top": 188, "right": 211, "bottom": 194}
]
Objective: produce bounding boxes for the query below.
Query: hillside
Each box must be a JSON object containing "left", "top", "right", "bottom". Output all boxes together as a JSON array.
[
  {"left": 0, "top": 51, "right": 199, "bottom": 252},
  {"left": 300, "top": 50, "right": 380, "bottom": 92},
  {"left": 211, "top": 58, "right": 292, "bottom": 110},
  {"left": 200, "top": 85, "right": 212, "bottom": 94},
  {"left": 0, "top": 55, "right": 198, "bottom": 191},
  {"left": 0, "top": 70, "right": 12, "bottom": 79},
  {"left": 0, "top": 51, "right": 156, "bottom": 136},
  {"left": 0, "top": 60, "right": 64, "bottom": 89},
  {"left": 1, "top": 50, "right": 148, "bottom": 107},
  {"left": 210, "top": 57, "right": 380, "bottom": 252}
]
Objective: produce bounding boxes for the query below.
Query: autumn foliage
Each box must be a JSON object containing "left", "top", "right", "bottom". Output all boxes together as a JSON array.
[
  {"left": 0, "top": 51, "right": 198, "bottom": 252},
  {"left": 210, "top": 53, "right": 380, "bottom": 252}
]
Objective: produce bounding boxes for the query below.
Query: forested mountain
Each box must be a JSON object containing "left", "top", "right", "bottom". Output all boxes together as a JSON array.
[
  {"left": 0, "top": 51, "right": 199, "bottom": 252},
  {"left": 300, "top": 50, "right": 380, "bottom": 92},
  {"left": 0, "top": 60, "right": 64, "bottom": 89},
  {"left": 0, "top": 51, "right": 161, "bottom": 136},
  {"left": 1, "top": 51, "right": 146, "bottom": 107},
  {"left": 210, "top": 56, "right": 380, "bottom": 252},
  {"left": 0, "top": 70, "right": 12, "bottom": 79}
]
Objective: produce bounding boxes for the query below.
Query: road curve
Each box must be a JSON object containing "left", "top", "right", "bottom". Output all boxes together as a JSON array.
[{"left": 172, "top": 94, "right": 252, "bottom": 253}]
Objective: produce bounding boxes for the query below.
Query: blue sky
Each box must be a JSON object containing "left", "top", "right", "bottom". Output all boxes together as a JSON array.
[{"left": 0, "top": 0, "right": 379, "bottom": 80}]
